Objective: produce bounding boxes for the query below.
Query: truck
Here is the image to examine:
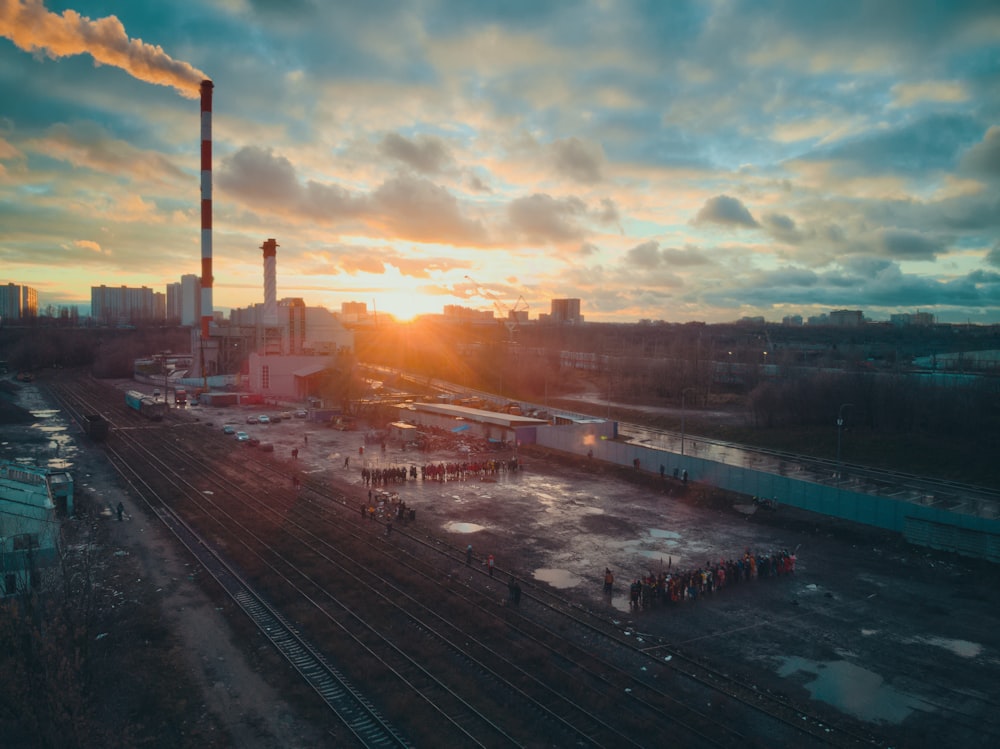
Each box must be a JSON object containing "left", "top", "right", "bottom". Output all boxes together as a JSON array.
[
  {"left": 199, "top": 392, "right": 239, "bottom": 407},
  {"left": 174, "top": 388, "right": 187, "bottom": 405}
]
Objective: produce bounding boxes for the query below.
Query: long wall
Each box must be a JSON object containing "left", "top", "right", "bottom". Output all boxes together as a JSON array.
[{"left": 537, "top": 424, "right": 1000, "bottom": 563}]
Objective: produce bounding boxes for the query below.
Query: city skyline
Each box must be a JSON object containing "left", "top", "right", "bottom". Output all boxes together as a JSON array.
[{"left": 1, "top": 0, "right": 999, "bottom": 324}]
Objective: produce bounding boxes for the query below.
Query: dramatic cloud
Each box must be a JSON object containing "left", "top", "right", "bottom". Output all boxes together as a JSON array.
[
  {"left": 31, "top": 122, "right": 185, "bottom": 181},
  {"left": 626, "top": 240, "right": 662, "bottom": 268},
  {"left": 378, "top": 133, "right": 453, "bottom": 175},
  {"left": 73, "top": 239, "right": 106, "bottom": 254},
  {"left": 960, "top": 126, "right": 1000, "bottom": 179},
  {"left": 872, "top": 228, "right": 942, "bottom": 260},
  {"left": 986, "top": 243, "right": 1000, "bottom": 269},
  {"left": 218, "top": 145, "right": 363, "bottom": 220},
  {"left": 693, "top": 195, "right": 759, "bottom": 228},
  {"left": 507, "top": 193, "right": 588, "bottom": 243},
  {"left": 549, "top": 137, "right": 605, "bottom": 183},
  {"left": 370, "top": 174, "right": 488, "bottom": 245},
  {"left": 3, "top": 0, "right": 1000, "bottom": 322},
  {"left": 762, "top": 213, "right": 803, "bottom": 244}
]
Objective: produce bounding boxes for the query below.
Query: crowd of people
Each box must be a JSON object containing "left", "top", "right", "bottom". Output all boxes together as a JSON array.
[
  {"left": 360, "top": 457, "right": 520, "bottom": 486},
  {"left": 607, "top": 548, "right": 797, "bottom": 610}
]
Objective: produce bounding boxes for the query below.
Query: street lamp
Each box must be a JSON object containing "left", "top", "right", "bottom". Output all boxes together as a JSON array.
[
  {"left": 681, "top": 387, "right": 695, "bottom": 456},
  {"left": 836, "top": 403, "right": 854, "bottom": 478}
]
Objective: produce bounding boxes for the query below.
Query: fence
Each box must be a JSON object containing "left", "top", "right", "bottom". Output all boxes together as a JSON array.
[{"left": 537, "top": 423, "right": 1000, "bottom": 563}]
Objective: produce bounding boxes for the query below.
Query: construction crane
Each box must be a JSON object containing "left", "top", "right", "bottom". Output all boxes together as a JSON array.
[{"left": 464, "top": 275, "right": 529, "bottom": 341}]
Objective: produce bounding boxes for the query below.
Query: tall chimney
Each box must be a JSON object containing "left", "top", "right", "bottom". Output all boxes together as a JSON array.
[
  {"left": 261, "top": 238, "right": 278, "bottom": 326},
  {"left": 199, "top": 79, "right": 214, "bottom": 338}
]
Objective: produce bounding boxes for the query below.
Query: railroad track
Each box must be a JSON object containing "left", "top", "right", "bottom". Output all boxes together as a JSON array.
[{"left": 49, "top": 376, "right": 893, "bottom": 747}]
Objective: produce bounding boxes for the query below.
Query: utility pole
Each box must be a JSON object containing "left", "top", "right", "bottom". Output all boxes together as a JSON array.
[
  {"left": 681, "top": 387, "right": 695, "bottom": 456},
  {"left": 836, "top": 403, "right": 854, "bottom": 479}
]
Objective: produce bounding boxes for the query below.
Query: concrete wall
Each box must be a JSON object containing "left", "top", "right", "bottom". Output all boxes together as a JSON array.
[{"left": 536, "top": 426, "right": 1000, "bottom": 563}]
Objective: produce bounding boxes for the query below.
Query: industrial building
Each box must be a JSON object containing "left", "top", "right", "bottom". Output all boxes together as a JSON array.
[
  {"left": 0, "top": 461, "right": 73, "bottom": 596},
  {"left": 182, "top": 235, "right": 353, "bottom": 402},
  {"left": 392, "top": 401, "right": 615, "bottom": 448}
]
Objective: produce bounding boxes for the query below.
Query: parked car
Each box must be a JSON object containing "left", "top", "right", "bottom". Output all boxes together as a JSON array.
[
  {"left": 247, "top": 414, "right": 259, "bottom": 424},
  {"left": 246, "top": 436, "right": 260, "bottom": 447},
  {"left": 294, "top": 410, "right": 308, "bottom": 418},
  {"left": 279, "top": 411, "right": 294, "bottom": 420},
  {"left": 267, "top": 414, "right": 282, "bottom": 423},
  {"left": 222, "top": 424, "right": 236, "bottom": 434},
  {"left": 257, "top": 414, "right": 271, "bottom": 424},
  {"left": 258, "top": 442, "right": 274, "bottom": 452},
  {"left": 236, "top": 431, "right": 250, "bottom": 442}
]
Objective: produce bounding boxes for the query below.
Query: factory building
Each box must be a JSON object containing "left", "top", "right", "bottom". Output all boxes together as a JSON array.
[
  {"left": 178, "top": 85, "right": 352, "bottom": 401},
  {"left": 0, "top": 461, "right": 73, "bottom": 596}
]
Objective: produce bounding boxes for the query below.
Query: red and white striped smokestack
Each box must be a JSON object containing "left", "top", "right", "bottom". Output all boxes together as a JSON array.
[
  {"left": 199, "top": 79, "right": 214, "bottom": 338},
  {"left": 261, "top": 238, "right": 278, "bottom": 326}
]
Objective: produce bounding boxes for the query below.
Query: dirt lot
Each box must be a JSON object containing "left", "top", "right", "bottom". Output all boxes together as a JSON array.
[{"left": 4, "top": 377, "right": 1000, "bottom": 747}]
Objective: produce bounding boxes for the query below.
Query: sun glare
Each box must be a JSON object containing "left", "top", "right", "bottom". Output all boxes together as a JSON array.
[{"left": 370, "top": 292, "right": 449, "bottom": 323}]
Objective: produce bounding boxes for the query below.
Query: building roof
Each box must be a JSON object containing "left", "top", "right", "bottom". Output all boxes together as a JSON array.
[
  {"left": 293, "top": 363, "right": 328, "bottom": 378},
  {"left": 403, "top": 402, "right": 549, "bottom": 428}
]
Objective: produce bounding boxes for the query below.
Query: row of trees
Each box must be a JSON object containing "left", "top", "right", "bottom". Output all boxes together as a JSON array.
[
  {"left": 353, "top": 318, "right": 999, "bottom": 444},
  {"left": 0, "top": 328, "right": 190, "bottom": 378},
  {"left": 2, "top": 320, "right": 996, "bottom": 453}
]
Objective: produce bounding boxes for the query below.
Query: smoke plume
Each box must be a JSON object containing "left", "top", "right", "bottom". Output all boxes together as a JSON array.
[{"left": 0, "top": 0, "right": 206, "bottom": 98}]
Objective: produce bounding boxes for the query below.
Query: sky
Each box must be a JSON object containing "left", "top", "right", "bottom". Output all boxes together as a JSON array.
[{"left": 1, "top": 0, "right": 999, "bottom": 325}]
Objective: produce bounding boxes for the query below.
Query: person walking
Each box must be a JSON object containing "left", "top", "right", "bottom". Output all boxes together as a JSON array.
[
  {"left": 116, "top": 501, "right": 124, "bottom": 521},
  {"left": 466, "top": 544, "right": 473, "bottom": 565},
  {"left": 487, "top": 554, "right": 495, "bottom": 577}
]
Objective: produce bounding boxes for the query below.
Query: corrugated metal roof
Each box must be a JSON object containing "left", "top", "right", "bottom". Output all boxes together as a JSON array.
[{"left": 293, "top": 363, "right": 327, "bottom": 377}]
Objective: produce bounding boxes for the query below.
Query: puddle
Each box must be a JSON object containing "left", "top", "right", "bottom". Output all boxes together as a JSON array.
[
  {"left": 776, "top": 657, "right": 927, "bottom": 723},
  {"left": 909, "top": 636, "right": 982, "bottom": 658},
  {"left": 34, "top": 424, "right": 67, "bottom": 433},
  {"left": 443, "top": 521, "right": 485, "bottom": 534},
  {"left": 533, "top": 568, "right": 582, "bottom": 589},
  {"left": 609, "top": 594, "right": 632, "bottom": 613},
  {"left": 649, "top": 529, "right": 681, "bottom": 540}
]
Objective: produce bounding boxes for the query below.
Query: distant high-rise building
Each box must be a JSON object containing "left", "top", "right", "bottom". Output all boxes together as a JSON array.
[
  {"left": 167, "top": 275, "right": 201, "bottom": 326},
  {"left": 179, "top": 274, "right": 201, "bottom": 326},
  {"left": 0, "top": 283, "right": 38, "bottom": 321},
  {"left": 341, "top": 301, "right": 367, "bottom": 315},
  {"left": 442, "top": 305, "right": 495, "bottom": 323},
  {"left": 782, "top": 314, "right": 803, "bottom": 326},
  {"left": 828, "top": 309, "right": 864, "bottom": 327},
  {"left": 166, "top": 282, "right": 181, "bottom": 322},
  {"left": 550, "top": 298, "right": 583, "bottom": 324},
  {"left": 91, "top": 285, "right": 164, "bottom": 325},
  {"left": 891, "top": 311, "right": 936, "bottom": 327}
]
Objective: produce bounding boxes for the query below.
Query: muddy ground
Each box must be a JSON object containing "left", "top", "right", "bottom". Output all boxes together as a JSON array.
[{"left": 4, "top": 377, "right": 999, "bottom": 747}]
